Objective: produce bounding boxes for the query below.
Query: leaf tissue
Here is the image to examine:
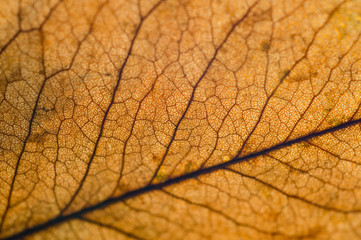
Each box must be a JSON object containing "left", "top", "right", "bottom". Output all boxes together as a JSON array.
[{"left": 1, "top": 0, "right": 361, "bottom": 239}]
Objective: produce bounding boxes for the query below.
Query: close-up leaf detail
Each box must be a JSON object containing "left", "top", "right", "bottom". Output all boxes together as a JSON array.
[{"left": 1, "top": 0, "right": 361, "bottom": 239}]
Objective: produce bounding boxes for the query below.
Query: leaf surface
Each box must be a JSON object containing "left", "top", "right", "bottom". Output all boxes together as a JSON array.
[{"left": 1, "top": 0, "right": 361, "bottom": 239}]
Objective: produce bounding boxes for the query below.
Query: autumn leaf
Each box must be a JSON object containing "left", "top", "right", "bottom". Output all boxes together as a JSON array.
[{"left": 2, "top": 0, "right": 361, "bottom": 239}]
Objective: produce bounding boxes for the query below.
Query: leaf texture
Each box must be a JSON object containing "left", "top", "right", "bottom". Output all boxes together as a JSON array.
[{"left": 1, "top": 0, "right": 361, "bottom": 239}]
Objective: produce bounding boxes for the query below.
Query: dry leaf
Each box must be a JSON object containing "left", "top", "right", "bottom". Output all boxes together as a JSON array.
[{"left": 1, "top": 0, "right": 361, "bottom": 239}]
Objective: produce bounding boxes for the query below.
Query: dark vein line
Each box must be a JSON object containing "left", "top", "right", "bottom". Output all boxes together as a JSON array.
[
  {"left": 161, "top": 189, "right": 284, "bottom": 236},
  {"left": 0, "top": 68, "right": 46, "bottom": 230},
  {"left": 3, "top": 116, "right": 361, "bottom": 240},
  {"left": 350, "top": 59, "right": 361, "bottom": 121},
  {"left": 163, "top": 186, "right": 328, "bottom": 239},
  {"left": 121, "top": 200, "right": 203, "bottom": 237},
  {"left": 0, "top": 31, "right": 20, "bottom": 55},
  {"left": 266, "top": 152, "right": 361, "bottom": 192},
  {"left": 0, "top": 1, "right": 65, "bottom": 230},
  {"left": 0, "top": 1, "right": 109, "bottom": 230},
  {"left": 0, "top": 0, "right": 63, "bottom": 55},
  {"left": 197, "top": 22, "right": 256, "bottom": 170},
  {"left": 59, "top": 0, "right": 165, "bottom": 214},
  {"left": 236, "top": 0, "right": 345, "bottom": 157},
  {"left": 78, "top": 217, "right": 144, "bottom": 240},
  {"left": 284, "top": 31, "right": 361, "bottom": 142},
  {"left": 0, "top": 0, "right": 357, "bottom": 239},
  {"left": 225, "top": 168, "right": 360, "bottom": 213},
  {"left": 111, "top": 58, "right": 178, "bottom": 196},
  {"left": 149, "top": 0, "right": 260, "bottom": 184}
]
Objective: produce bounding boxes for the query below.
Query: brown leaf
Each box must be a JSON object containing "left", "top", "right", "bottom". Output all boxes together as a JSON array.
[{"left": 1, "top": 0, "right": 361, "bottom": 239}]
